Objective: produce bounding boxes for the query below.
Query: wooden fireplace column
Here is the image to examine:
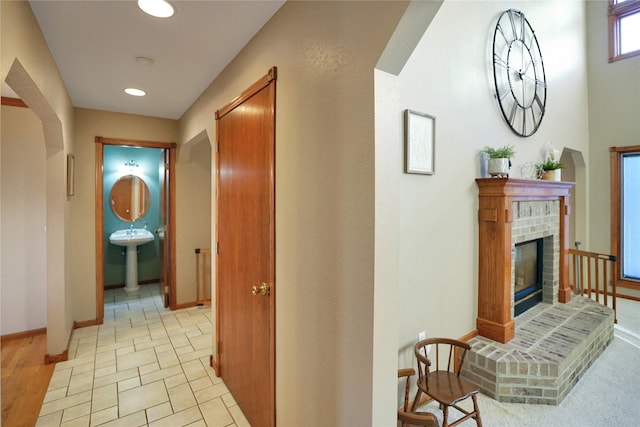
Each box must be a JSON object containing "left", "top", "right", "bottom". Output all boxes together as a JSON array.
[{"left": 476, "top": 178, "right": 575, "bottom": 343}]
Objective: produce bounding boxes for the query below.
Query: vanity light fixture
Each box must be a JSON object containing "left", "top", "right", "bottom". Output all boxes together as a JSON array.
[
  {"left": 121, "top": 159, "right": 142, "bottom": 177},
  {"left": 138, "top": 0, "right": 174, "bottom": 18},
  {"left": 124, "top": 160, "right": 139, "bottom": 169},
  {"left": 124, "top": 88, "right": 146, "bottom": 97}
]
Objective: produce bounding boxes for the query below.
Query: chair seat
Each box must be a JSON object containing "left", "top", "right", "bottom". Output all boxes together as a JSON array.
[{"left": 418, "top": 370, "right": 479, "bottom": 406}]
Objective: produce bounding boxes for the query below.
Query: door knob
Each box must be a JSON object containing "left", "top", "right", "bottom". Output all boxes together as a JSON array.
[{"left": 251, "top": 282, "right": 270, "bottom": 296}]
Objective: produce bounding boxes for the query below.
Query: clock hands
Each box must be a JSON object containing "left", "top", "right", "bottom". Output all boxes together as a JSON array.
[
  {"left": 492, "top": 9, "right": 546, "bottom": 137},
  {"left": 494, "top": 55, "right": 545, "bottom": 87},
  {"left": 521, "top": 58, "right": 533, "bottom": 75},
  {"left": 519, "top": 72, "right": 547, "bottom": 88},
  {"left": 494, "top": 54, "right": 532, "bottom": 75}
]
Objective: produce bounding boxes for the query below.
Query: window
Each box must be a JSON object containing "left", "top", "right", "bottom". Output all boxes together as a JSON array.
[
  {"left": 611, "top": 146, "right": 640, "bottom": 289},
  {"left": 622, "top": 154, "right": 640, "bottom": 279},
  {"left": 609, "top": 0, "right": 640, "bottom": 62}
]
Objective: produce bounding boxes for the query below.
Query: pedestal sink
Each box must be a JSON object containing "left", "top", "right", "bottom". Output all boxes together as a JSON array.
[{"left": 109, "top": 229, "right": 154, "bottom": 292}]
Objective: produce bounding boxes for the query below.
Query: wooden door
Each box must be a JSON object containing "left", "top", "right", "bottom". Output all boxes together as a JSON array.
[{"left": 216, "top": 68, "right": 276, "bottom": 427}]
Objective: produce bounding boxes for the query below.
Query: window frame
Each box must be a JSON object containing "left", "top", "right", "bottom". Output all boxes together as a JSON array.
[
  {"left": 609, "top": 0, "right": 640, "bottom": 62},
  {"left": 610, "top": 145, "right": 640, "bottom": 290}
]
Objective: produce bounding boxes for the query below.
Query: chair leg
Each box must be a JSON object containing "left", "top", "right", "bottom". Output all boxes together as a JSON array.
[
  {"left": 472, "top": 394, "right": 482, "bottom": 427},
  {"left": 442, "top": 405, "right": 449, "bottom": 427},
  {"left": 410, "top": 389, "right": 423, "bottom": 412}
]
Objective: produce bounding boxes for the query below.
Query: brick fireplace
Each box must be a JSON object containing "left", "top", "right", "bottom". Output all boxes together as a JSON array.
[{"left": 465, "top": 178, "right": 615, "bottom": 404}]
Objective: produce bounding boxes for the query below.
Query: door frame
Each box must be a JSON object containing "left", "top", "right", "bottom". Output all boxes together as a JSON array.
[
  {"left": 611, "top": 144, "right": 640, "bottom": 291},
  {"left": 95, "top": 136, "right": 177, "bottom": 323},
  {"left": 214, "top": 67, "right": 277, "bottom": 425}
]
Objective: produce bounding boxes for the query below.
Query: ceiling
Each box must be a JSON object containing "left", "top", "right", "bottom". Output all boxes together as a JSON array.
[{"left": 16, "top": 0, "right": 284, "bottom": 120}]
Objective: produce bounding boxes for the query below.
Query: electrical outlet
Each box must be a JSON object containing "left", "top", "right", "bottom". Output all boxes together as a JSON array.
[{"left": 418, "top": 331, "right": 426, "bottom": 356}]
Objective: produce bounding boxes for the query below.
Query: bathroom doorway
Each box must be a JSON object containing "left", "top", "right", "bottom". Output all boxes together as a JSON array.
[{"left": 95, "top": 137, "right": 176, "bottom": 323}]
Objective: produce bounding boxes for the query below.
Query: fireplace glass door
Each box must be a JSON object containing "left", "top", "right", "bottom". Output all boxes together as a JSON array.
[{"left": 514, "top": 239, "right": 543, "bottom": 316}]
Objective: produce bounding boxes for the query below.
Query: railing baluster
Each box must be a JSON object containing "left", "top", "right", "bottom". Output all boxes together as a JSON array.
[
  {"left": 568, "top": 249, "right": 617, "bottom": 323},
  {"left": 587, "top": 257, "right": 593, "bottom": 299},
  {"left": 602, "top": 257, "right": 608, "bottom": 308},
  {"left": 589, "top": 258, "right": 600, "bottom": 302},
  {"left": 571, "top": 255, "right": 582, "bottom": 295}
]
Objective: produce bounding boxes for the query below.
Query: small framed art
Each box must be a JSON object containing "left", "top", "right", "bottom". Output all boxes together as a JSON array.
[{"left": 404, "top": 109, "right": 435, "bottom": 175}]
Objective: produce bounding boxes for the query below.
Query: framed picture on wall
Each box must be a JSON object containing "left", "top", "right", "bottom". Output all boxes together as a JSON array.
[{"left": 404, "top": 109, "right": 435, "bottom": 175}]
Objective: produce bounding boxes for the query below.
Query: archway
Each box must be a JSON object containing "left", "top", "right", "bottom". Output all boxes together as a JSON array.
[
  {"left": 4, "top": 58, "right": 70, "bottom": 358},
  {"left": 560, "top": 147, "right": 587, "bottom": 250}
]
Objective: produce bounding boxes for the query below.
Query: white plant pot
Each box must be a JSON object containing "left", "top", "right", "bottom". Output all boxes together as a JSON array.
[
  {"left": 541, "top": 169, "right": 561, "bottom": 181},
  {"left": 488, "top": 158, "right": 510, "bottom": 177}
]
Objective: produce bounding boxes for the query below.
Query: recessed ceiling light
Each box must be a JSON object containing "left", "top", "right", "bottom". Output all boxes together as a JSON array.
[
  {"left": 124, "top": 88, "right": 147, "bottom": 97},
  {"left": 138, "top": 0, "right": 174, "bottom": 18}
]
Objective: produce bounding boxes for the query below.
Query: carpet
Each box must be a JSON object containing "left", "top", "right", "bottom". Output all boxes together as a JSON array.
[{"left": 416, "top": 298, "right": 640, "bottom": 426}]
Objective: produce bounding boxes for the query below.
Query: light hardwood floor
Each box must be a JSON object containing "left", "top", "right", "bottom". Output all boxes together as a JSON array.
[{"left": 1, "top": 333, "right": 55, "bottom": 426}]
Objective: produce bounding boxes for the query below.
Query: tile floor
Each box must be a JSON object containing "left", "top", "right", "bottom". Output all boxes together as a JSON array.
[{"left": 36, "top": 285, "right": 249, "bottom": 427}]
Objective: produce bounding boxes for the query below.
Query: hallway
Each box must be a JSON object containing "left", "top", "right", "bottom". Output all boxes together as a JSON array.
[{"left": 35, "top": 285, "right": 248, "bottom": 427}]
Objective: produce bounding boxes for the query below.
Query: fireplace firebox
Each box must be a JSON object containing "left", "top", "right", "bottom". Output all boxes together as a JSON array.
[{"left": 514, "top": 239, "right": 543, "bottom": 316}]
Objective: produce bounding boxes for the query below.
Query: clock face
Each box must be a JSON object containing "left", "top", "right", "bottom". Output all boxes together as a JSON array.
[{"left": 492, "top": 9, "right": 547, "bottom": 137}]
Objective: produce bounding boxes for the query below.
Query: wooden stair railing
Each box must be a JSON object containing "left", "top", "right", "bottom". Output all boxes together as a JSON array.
[
  {"left": 195, "top": 248, "right": 212, "bottom": 305},
  {"left": 568, "top": 249, "right": 617, "bottom": 323}
]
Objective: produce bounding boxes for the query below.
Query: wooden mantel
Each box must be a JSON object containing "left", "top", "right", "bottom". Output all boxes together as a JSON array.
[{"left": 476, "top": 178, "right": 575, "bottom": 343}]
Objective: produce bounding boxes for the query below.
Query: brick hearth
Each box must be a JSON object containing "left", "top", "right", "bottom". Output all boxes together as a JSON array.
[{"left": 463, "top": 297, "right": 614, "bottom": 404}]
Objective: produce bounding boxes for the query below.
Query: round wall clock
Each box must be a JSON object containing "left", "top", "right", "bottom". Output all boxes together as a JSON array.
[{"left": 492, "top": 9, "right": 547, "bottom": 137}]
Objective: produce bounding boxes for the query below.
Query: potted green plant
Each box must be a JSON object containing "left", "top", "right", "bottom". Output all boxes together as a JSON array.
[
  {"left": 537, "top": 159, "right": 564, "bottom": 181},
  {"left": 482, "top": 145, "right": 515, "bottom": 177}
]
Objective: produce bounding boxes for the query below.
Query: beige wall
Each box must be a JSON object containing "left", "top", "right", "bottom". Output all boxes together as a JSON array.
[
  {"left": 71, "top": 109, "right": 179, "bottom": 321},
  {"left": 1, "top": 0, "right": 75, "bottom": 354},
  {"left": 71, "top": 108, "right": 211, "bottom": 318},
  {"left": 586, "top": 1, "right": 640, "bottom": 298},
  {"left": 179, "top": 1, "right": 410, "bottom": 425},
  {"left": 397, "top": 0, "right": 591, "bottom": 365},
  {"left": 1, "top": 105, "right": 47, "bottom": 335},
  {"left": 175, "top": 136, "right": 212, "bottom": 305}
]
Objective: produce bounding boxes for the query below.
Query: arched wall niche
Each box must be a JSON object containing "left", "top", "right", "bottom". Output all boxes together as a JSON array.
[
  {"left": 175, "top": 128, "right": 213, "bottom": 305},
  {"left": 560, "top": 147, "right": 587, "bottom": 249}
]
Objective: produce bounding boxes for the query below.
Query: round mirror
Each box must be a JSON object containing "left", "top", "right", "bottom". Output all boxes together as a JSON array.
[{"left": 110, "top": 175, "right": 151, "bottom": 222}]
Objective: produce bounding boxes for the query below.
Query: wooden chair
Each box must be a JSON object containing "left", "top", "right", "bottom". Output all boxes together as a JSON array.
[
  {"left": 413, "top": 338, "right": 482, "bottom": 427},
  {"left": 398, "top": 368, "right": 439, "bottom": 427}
]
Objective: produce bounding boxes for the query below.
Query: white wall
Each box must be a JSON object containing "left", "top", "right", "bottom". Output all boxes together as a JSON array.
[
  {"left": 397, "top": 0, "right": 591, "bottom": 364},
  {"left": 1, "top": 105, "right": 47, "bottom": 334},
  {"left": 586, "top": 1, "right": 640, "bottom": 297},
  {"left": 373, "top": 68, "right": 402, "bottom": 426}
]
